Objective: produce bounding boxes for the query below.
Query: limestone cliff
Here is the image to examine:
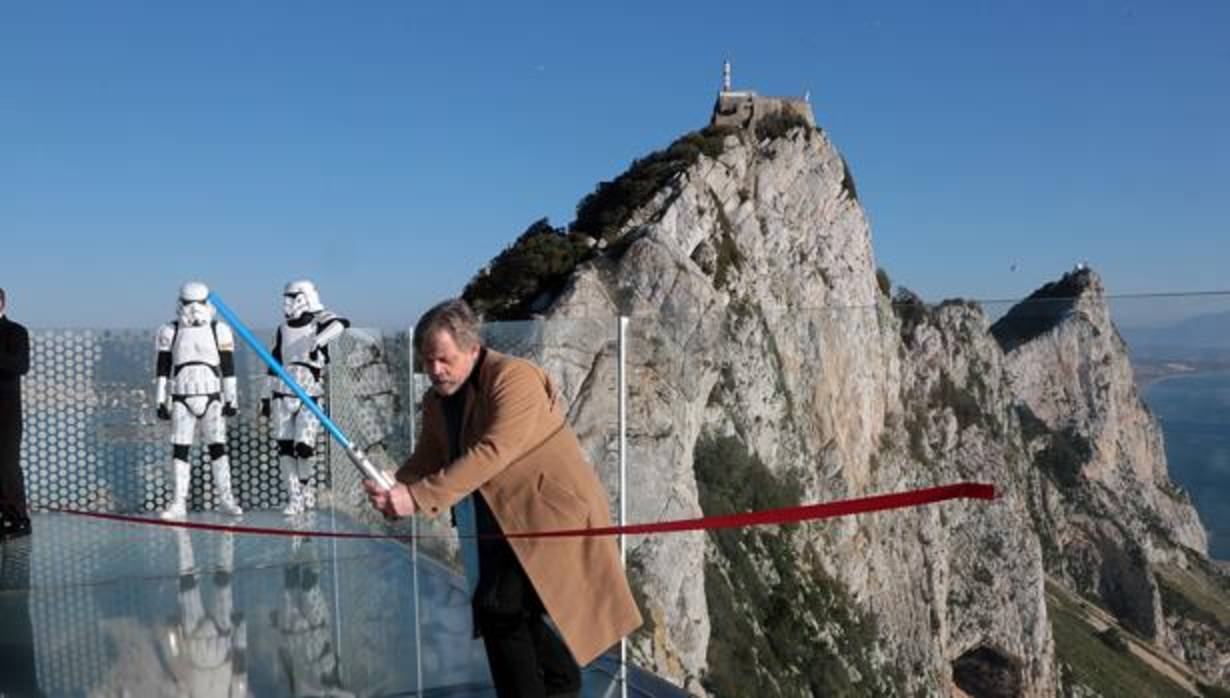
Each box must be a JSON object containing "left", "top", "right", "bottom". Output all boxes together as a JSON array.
[
  {"left": 463, "top": 119, "right": 1227, "bottom": 694},
  {"left": 993, "top": 271, "right": 1228, "bottom": 687}
]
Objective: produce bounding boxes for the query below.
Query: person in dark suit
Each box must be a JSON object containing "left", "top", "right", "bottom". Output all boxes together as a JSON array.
[{"left": 0, "top": 287, "right": 32, "bottom": 541}]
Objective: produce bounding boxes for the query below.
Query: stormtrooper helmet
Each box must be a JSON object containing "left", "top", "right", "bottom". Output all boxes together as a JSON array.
[
  {"left": 177, "top": 281, "right": 214, "bottom": 327},
  {"left": 282, "top": 280, "right": 323, "bottom": 320}
]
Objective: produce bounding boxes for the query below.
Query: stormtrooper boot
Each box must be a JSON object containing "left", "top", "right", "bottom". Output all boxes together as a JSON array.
[
  {"left": 213, "top": 532, "right": 236, "bottom": 627},
  {"left": 292, "top": 452, "right": 316, "bottom": 511},
  {"left": 281, "top": 456, "right": 305, "bottom": 517},
  {"left": 161, "top": 459, "right": 191, "bottom": 520},
  {"left": 211, "top": 455, "right": 244, "bottom": 517},
  {"left": 300, "top": 477, "right": 316, "bottom": 511},
  {"left": 175, "top": 527, "right": 196, "bottom": 574}
]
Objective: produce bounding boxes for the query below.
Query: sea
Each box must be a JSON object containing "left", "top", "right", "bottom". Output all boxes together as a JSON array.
[{"left": 1143, "top": 370, "right": 1230, "bottom": 561}]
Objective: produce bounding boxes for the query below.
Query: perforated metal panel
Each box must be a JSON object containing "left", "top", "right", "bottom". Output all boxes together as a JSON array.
[
  {"left": 17, "top": 321, "right": 621, "bottom": 518},
  {"left": 324, "top": 328, "right": 415, "bottom": 522},
  {"left": 18, "top": 328, "right": 391, "bottom": 514}
]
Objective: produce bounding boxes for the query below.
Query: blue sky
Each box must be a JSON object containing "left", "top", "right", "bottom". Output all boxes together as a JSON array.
[{"left": 2, "top": 1, "right": 1227, "bottom": 328}]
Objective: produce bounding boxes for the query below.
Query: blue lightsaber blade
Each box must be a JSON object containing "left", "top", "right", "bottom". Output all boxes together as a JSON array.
[{"left": 208, "top": 292, "right": 393, "bottom": 490}]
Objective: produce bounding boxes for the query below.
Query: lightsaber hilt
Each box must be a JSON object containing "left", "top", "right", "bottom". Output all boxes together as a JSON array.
[
  {"left": 208, "top": 292, "right": 394, "bottom": 491},
  {"left": 344, "top": 444, "right": 394, "bottom": 490}
]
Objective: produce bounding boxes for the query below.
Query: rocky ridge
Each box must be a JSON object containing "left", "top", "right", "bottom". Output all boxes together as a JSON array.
[{"left": 463, "top": 120, "right": 1228, "bottom": 695}]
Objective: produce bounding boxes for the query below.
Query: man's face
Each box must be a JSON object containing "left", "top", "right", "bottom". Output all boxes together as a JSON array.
[{"left": 420, "top": 329, "right": 479, "bottom": 396}]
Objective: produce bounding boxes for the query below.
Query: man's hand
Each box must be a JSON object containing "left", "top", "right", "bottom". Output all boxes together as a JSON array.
[
  {"left": 157, "top": 404, "right": 171, "bottom": 421},
  {"left": 364, "top": 476, "right": 417, "bottom": 518},
  {"left": 222, "top": 401, "right": 238, "bottom": 417},
  {"left": 259, "top": 398, "right": 271, "bottom": 418}
]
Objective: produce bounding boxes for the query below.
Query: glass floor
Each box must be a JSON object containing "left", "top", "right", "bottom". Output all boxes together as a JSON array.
[{"left": 0, "top": 511, "right": 687, "bottom": 698}]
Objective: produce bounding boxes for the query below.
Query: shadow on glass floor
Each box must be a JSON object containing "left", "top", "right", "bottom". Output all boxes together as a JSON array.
[{"left": 0, "top": 512, "right": 688, "bottom": 697}]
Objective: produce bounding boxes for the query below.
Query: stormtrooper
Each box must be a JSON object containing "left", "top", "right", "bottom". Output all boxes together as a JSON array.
[
  {"left": 262, "top": 280, "right": 349, "bottom": 516},
  {"left": 161, "top": 528, "right": 249, "bottom": 697},
  {"left": 270, "top": 536, "right": 353, "bottom": 697},
  {"left": 88, "top": 530, "right": 249, "bottom": 696},
  {"left": 155, "top": 281, "right": 243, "bottom": 519}
]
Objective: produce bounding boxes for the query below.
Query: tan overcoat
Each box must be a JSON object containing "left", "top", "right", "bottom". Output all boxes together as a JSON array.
[{"left": 398, "top": 349, "right": 642, "bottom": 665}]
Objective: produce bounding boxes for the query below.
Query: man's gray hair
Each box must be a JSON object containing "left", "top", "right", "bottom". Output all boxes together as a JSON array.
[{"left": 414, "top": 298, "right": 481, "bottom": 352}]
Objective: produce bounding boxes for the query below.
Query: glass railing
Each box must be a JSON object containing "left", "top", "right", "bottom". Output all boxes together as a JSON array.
[
  {"left": 4, "top": 290, "right": 1228, "bottom": 696},
  {"left": 4, "top": 321, "right": 681, "bottom": 696}
]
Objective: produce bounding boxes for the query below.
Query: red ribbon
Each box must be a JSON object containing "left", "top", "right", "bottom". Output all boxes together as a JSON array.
[
  {"left": 41, "top": 482, "right": 994, "bottom": 540},
  {"left": 510, "top": 481, "right": 994, "bottom": 538}
]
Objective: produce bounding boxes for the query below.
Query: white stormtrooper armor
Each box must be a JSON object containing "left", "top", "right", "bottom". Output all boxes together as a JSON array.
[
  {"left": 264, "top": 280, "right": 349, "bottom": 516},
  {"left": 270, "top": 536, "right": 353, "bottom": 697},
  {"left": 156, "top": 281, "right": 243, "bottom": 518},
  {"left": 161, "top": 528, "right": 249, "bottom": 697}
]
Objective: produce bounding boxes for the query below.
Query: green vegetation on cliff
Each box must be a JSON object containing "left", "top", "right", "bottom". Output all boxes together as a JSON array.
[
  {"left": 1048, "top": 584, "right": 1194, "bottom": 698},
  {"left": 575, "top": 126, "right": 735, "bottom": 243},
  {"left": 462, "top": 218, "right": 593, "bottom": 320},
  {"left": 694, "top": 434, "right": 901, "bottom": 696},
  {"left": 463, "top": 126, "right": 737, "bottom": 320}
]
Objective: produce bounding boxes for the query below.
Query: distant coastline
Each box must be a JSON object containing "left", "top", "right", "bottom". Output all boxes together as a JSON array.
[{"left": 1132, "top": 358, "right": 1230, "bottom": 390}]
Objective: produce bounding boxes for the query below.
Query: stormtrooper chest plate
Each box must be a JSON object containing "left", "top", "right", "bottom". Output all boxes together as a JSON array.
[
  {"left": 279, "top": 322, "right": 325, "bottom": 395},
  {"left": 281, "top": 322, "right": 319, "bottom": 367},
  {"left": 172, "top": 325, "right": 222, "bottom": 395}
]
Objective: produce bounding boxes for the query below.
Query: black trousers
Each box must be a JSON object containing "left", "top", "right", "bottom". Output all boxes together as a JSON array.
[
  {"left": 473, "top": 530, "right": 581, "bottom": 698},
  {"left": 0, "top": 395, "right": 27, "bottom": 526}
]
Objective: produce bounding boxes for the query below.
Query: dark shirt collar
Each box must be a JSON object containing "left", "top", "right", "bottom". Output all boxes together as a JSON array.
[{"left": 467, "top": 347, "right": 487, "bottom": 390}]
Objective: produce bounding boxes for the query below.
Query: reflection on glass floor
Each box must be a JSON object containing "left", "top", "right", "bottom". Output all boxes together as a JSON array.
[{"left": 0, "top": 512, "right": 687, "bottom": 698}]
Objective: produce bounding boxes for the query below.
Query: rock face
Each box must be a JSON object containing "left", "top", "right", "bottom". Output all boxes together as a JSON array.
[
  {"left": 467, "top": 123, "right": 1226, "bottom": 694},
  {"left": 994, "top": 271, "right": 1208, "bottom": 566},
  {"left": 992, "top": 272, "right": 1227, "bottom": 685}
]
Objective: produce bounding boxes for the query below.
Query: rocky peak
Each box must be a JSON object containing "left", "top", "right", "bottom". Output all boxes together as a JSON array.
[
  {"left": 994, "top": 268, "right": 1228, "bottom": 685},
  {"left": 991, "top": 267, "right": 1103, "bottom": 354},
  {"left": 996, "top": 267, "right": 1207, "bottom": 557},
  {"left": 464, "top": 121, "right": 1054, "bottom": 695},
  {"left": 462, "top": 115, "right": 1227, "bottom": 692}
]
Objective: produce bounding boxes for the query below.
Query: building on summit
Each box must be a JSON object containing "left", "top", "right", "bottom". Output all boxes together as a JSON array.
[{"left": 710, "top": 60, "right": 816, "bottom": 132}]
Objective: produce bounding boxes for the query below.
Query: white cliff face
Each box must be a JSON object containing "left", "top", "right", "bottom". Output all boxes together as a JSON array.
[
  {"left": 994, "top": 270, "right": 1224, "bottom": 683},
  {"left": 890, "top": 303, "right": 1056, "bottom": 696},
  {"left": 518, "top": 128, "right": 1056, "bottom": 695},
  {"left": 472, "top": 122, "right": 1224, "bottom": 694},
  {"left": 997, "top": 273, "right": 1208, "bottom": 560}
]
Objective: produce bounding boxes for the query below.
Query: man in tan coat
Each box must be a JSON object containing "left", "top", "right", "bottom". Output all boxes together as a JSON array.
[{"left": 365, "top": 299, "right": 641, "bottom": 697}]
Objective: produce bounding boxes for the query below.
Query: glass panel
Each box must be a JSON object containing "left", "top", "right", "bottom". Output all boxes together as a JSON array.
[
  {"left": 4, "top": 317, "right": 795, "bottom": 695},
  {"left": 4, "top": 327, "right": 479, "bottom": 696}
]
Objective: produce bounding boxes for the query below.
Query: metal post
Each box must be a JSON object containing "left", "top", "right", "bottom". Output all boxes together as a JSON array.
[
  {"left": 617, "top": 315, "right": 629, "bottom": 698},
  {"left": 326, "top": 340, "right": 343, "bottom": 682},
  {"left": 409, "top": 327, "right": 424, "bottom": 695}
]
